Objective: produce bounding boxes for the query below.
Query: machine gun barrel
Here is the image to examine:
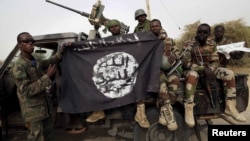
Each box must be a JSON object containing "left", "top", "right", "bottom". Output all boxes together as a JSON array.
[
  {"left": 46, "top": 0, "right": 129, "bottom": 35},
  {"left": 46, "top": 0, "right": 90, "bottom": 17}
]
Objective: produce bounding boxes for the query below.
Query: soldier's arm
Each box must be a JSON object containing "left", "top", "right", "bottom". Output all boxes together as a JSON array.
[
  {"left": 181, "top": 41, "right": 193, "bottom": 70},
  {"left": 40, "top": 51, "right": 63, "bottom": 68},
  {"left": 13, "top": 62, "right": 52, "bottom": 97}
]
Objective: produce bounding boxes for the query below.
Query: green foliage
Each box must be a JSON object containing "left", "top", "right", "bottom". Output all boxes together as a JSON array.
[{"left": 175, "top": 19, "right": 250, "bottom": 67}]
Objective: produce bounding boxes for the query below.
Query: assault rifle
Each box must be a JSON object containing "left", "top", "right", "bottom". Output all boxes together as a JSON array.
[
  {"left": 45, "top": 0, "right": 130, "bottom": 39},
  {"left": 167, "top": 44, "right": 216, "bottom": 108},
  {"left": 166, "top": 46, "right": 189, "bottom": 76}
]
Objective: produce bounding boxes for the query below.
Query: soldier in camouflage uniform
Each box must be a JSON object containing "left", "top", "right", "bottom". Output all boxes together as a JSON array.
[
  {"left": 106, "top": 19, "right": 123, "bottom": 36},
  {"left": 150, "top": 19, "right": 181, "bottom": 131},
  {"left": 133, "top": 10, "right": 152, "bottom": 128},
  {"left": 134, "top": 9, "right": 151, "bottom": 33},
  {"left": 133, "top": 10, "right": 167, "bottom": 128},
  {"left": 86, "top": 19, "right": 122, "bottom": 123},
  {"left": 133, "top": 9, "right": 156, "bottom": 129},
  {"left": 212, "top": 24, "right": 245, "bottom": 67},
  {"left": 13, "top": 32, "right": 64, "bottom": 141},
  {"left": 182, "top": 23, "right": 246, "bottom": 127}
]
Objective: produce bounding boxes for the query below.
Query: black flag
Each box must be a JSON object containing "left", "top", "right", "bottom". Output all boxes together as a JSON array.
[{"left": 59, "top": 32, "right": 163, "bottom": 113}]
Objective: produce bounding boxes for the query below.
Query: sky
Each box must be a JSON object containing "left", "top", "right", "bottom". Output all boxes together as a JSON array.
[{"left": 0, "top": 0, "right": 250, "bottom": 61}]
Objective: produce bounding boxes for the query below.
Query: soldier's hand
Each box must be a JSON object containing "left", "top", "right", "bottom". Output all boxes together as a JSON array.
[
  {"left": 244, "top": 42, "right": 248, "bottom": 47},
  {"left": 158, "top": 32, "right": 167, "bottom": 39},
  {"left": 203, "top": 67, "right": 216, "bottom": 80},
  {"left": 168, "top": 54, "right": 176, "bottom": 65},
  {"left": 183, "top": 40, "right": 193, "bottom": 48},
  {"left": 60, "top": 42, "right": 73, "bottom": 53},
  {"left": 26, "top": 122, "right": 30, "bottom": 130},
  {"left": 46, "top": 64, "right": 57, "bottom": 78}
]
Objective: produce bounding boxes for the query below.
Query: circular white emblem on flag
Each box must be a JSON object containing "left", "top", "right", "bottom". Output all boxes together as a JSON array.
[{"left": 92, "top": 52, "right": 138, "bottom": 98}]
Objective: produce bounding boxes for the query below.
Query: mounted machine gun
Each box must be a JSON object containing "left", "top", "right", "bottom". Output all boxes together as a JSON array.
[{"left": 46, "top": 0, "right": 130, "bottom": 39}]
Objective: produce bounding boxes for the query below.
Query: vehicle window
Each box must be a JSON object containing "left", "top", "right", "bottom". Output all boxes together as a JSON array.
[
  {"left": 33, "top": 42, "right": 58, "bottom": 61},
  {"left": 33, "top": 46, "right": 56, "bottom": 61}
]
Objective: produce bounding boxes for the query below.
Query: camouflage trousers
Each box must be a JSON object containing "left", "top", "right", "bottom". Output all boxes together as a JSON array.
[
  {"left": 184, "top": 67, "right": 236, "bottom": 102},
  {"left": 158, "top": 71, "right": 180, "bottom": 105},
  {"left": 215, "top": 67, "right": 236, "bottom": 98},
  {"left": 27, "top": 117, "right": 55, "bottom": 141}
]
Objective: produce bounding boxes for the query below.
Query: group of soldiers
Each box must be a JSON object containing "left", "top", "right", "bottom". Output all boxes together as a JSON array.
[
  {"left": 85, "top": 9, "right": 247, "bottom": 131},
  {"left": 13, "top": 8, "right": 247, "bottom": 141}
]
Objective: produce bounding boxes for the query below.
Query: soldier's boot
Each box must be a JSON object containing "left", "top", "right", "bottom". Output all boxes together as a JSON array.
[
  {"left": 184, "top": 102, "right": 195, "bottom": 127},
  {"left": 224, "top": 98, "right": 246, "bottom": 122},
  {"left": 158, "top": 102, "right": 178, "bottom": 131},
  {"left": 66, "top": 114, "right": 86, "bottom": 134},
  {"left": 134, "top": 103, "right": 150, "bottom": 128},
  {"left": 86, "top": 110, "right": 105, "bottom": 123}
]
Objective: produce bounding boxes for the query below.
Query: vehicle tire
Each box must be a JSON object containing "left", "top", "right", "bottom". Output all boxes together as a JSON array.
[
  {"left": 133, "top": 107, "right": 190, "bottom": 141},
  {"left": 146, "top": 122, "right": 177, "bottom": 141}
]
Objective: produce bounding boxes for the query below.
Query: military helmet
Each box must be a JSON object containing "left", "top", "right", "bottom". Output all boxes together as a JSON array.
[
  {"left": 134, "top": 9, "right": 147, "bottom": 20},
  {"left": 107, "top": 19, "right": 120, "bottom": 28}
]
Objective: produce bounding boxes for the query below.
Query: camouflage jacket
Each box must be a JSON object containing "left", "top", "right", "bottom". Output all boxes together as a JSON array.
[
  {"left": 182, "top": 39, "right": 219, "bottom": 73},
  {"left": 13, "top": 52, "right": 61, "bottom": 122},
  {"left": 133, "top": 19, "right": 151, "bottom": 33}
]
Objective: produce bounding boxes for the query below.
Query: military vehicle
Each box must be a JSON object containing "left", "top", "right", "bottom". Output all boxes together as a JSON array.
[{"left": 0, "top": 0, "right": 249, "bottom": 141}]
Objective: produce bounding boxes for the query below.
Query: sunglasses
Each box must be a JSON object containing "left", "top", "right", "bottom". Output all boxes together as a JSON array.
[
  {"left": 19, "top": 39, "right": 35, "bottom": 44},
  {"left": 197, "top": 30, "right": 209, "bottom": 34}
]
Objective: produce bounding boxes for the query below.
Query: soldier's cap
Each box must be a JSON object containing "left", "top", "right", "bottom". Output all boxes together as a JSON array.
[{"left": 107, "top": 19, "right": 120, "bottom": 28}]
